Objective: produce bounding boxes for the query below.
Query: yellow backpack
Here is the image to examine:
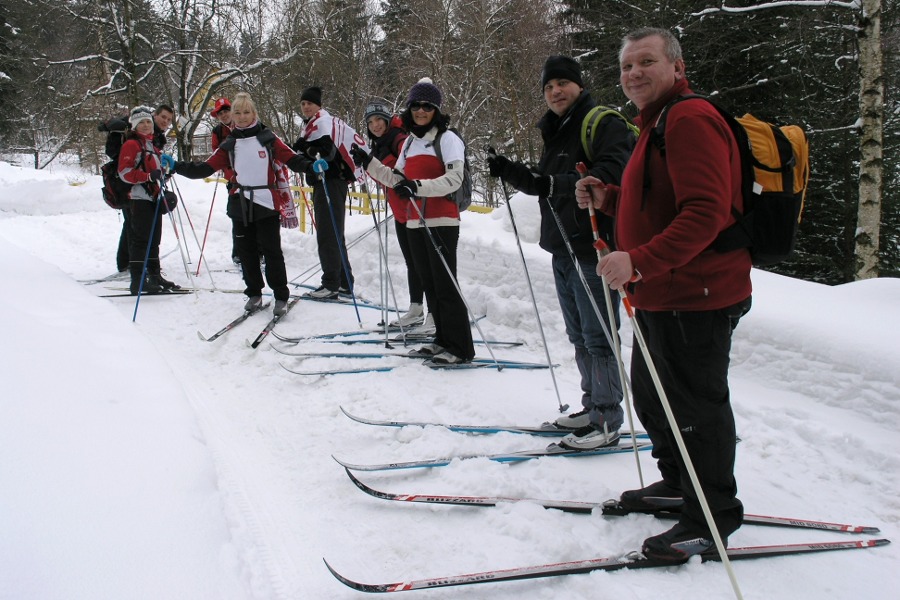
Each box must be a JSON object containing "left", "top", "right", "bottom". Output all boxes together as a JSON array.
[{"left": 651, "top": 95, "right": 810, "bottom": 267}]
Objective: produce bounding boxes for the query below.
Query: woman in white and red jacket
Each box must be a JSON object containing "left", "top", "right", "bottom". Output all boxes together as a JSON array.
[
  {"left": 364, "top": 102, "right": 429, "bottom": 328},
  {"left": 118, "top": 105, "right": 181, "bottom": 295},
  {"left": 354, "top": 79, "right": 474, "bottom": 365},
  {"left": 172, "top": 92, "right": 311, "bottom": 317}
]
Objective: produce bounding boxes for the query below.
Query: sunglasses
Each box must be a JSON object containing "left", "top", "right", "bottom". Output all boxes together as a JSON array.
[{"left": 409, "top": 102, "right": 436, "bottom": 112}]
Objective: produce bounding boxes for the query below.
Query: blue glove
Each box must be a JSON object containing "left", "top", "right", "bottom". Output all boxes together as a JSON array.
[
  {"left": 160, "top": 154, "right": 176, "bottom": 173},
  {"left": 393, "top": 179, "right": 418, "bottom": 199},
  {"left": 312, "top": 158, "right": 329, "bottom": 174}
]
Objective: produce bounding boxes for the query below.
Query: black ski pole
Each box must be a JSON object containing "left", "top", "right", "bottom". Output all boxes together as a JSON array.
[{"left": 487, "top": 146, "right": 567, "bottom": 412}]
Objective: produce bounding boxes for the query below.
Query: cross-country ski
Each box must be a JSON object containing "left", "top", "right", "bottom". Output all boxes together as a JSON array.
[
  {"left": 248, "top": 296, "right": 301, "bottom": 349},
  {"left": 342, "top": 468, "right": 882, "bottom": 534},
  {"left": 339, "top": 406, "right": 648, "bottom": 437},
  {"left": 333, "top": 441, "right": 653, "bottom": 471},
  {"left": 325, "top": 539, "right": 891, "bottom": 593},
  {"left": 198, "top": 302, "right": 271, "bottom": 341}
]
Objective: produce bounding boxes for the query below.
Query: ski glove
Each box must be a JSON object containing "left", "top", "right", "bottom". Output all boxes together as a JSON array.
[
  {"left": 312, "top": 158, "right": 329, "bottom": 174},
  {"left": 280, "top": 200, "right": 299, "bottom": 229},
  {"left": 149, "top": 169, "right": 164, "bottom": 183},
  {"left": 486, "top": 152, "right": 512, "bottom": 179},
  {"left": 350, "top": 144, "right": 372, "bottom": 168},
  {"left": 393, "top": 179, "right": 418, "bottom": 199},
  {"left": 286, "top": 154, "right": 313, "bottom": 176},
  {"left": 160, "top": 154, "right": 176, "bottom": 173},
  {"left": 534, "top": 175, "right": 552, "bottom": 198},
  {"left": 162, "top": 190, "right": 178, "bottom": 214}
]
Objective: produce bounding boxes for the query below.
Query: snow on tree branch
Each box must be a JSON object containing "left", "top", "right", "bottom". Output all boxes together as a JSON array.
[{"left": 694, "top": 1, "right": 860, "bottom": 17}]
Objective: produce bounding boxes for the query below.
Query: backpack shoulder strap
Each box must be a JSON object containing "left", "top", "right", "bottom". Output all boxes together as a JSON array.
[
  {"left": 649, "top": 94, "right": 709, "bottom": 155},
  {"left": 646, "top": 94, "right": 750, "bottom": 222},
  {"left": 432, "top": 130, "right": 445, "bottom": 165},
  {"left": 581, "top": 105, "right": 640, "bottom": 163},
  {"left": 218, "top": 135, "right": 236, "bottom": 153},
  {"left": 256, "top": 128, "right": 277, "bottom": 147}
]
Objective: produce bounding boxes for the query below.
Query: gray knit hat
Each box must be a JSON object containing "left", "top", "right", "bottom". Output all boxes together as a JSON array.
[{"left": 364, "top": 101, "right": 391, "bottom": 122}]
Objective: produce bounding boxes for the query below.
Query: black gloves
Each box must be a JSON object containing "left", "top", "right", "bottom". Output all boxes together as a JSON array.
[
  {"left": 162, "top": 190, "right": 178, "bottom": 214},
  {"left": 534, "top": 175, "right": 552, "bottom": 198},
  {"left": 172, "top": 161, "right": 214, "bottom": 179},
  {"left": 394, "top": 179, "right": 418, "bottom": 199},
  {"left": 350, "top": 144, "right": 371, "bottom": 168},
  {"left": 487, "top": 152, "right": 513, "bottom": 179},
  {"left": 149, "top": 169, "right": 163, "bottom": 183},
  {"left": 286, "top": 154, "right": 313, "bottom": 176},
  {"left": 485, "top": 146, "right": 554, "bottom": 197}
]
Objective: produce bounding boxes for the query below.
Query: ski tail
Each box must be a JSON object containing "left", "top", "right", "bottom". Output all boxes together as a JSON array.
[{"left": 199, "top": 302, "right": 271, "bottom": 342}]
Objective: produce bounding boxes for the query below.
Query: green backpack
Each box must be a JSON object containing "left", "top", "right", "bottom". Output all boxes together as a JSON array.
[{"left": 580, "top": 105, "right": 640, "bottom": 163}]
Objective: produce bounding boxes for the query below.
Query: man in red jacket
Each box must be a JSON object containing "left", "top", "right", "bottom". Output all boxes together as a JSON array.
[{"left": 576, "top": 27, "right": 752, "bottom": 563}]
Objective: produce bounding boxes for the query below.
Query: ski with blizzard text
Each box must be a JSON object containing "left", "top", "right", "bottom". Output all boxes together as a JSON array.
[
  {"left": 198, "top": 302, "right": 271, "bottom": 342},
  {"left": 325, "top": 538, "right": 890, "bottom": 593},
  {"left": 248, "top": 296, "right": 301, "bottom": 349},
  {"left": 342, "top": 468, "right": 881, "bottom": 534},
  {"left": 339, "top": 406, "right": 646, "bottom": 437},
  {"left": 333, "top": 441, "right": 652, "bottom": 472}
]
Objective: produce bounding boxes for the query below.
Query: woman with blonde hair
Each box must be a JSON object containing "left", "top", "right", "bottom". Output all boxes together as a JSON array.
[{"left": 171, "top": 92, "right": 313, "bottom": 316}]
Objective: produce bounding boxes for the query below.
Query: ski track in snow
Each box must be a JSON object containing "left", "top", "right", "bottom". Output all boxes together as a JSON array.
[{"left": 1, "top": 163, "right": 897, "bottom": 599}]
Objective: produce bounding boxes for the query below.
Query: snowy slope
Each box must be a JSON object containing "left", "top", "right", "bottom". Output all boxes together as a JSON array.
[{"left": 0, "top": 160, "right": 897, "bottom": 599}]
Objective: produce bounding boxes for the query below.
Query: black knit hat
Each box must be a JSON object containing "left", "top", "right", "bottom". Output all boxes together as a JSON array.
[
  {"left": 406, "top": 77, "right": 442, "bottom": 109},
  {"left": 300, "top": 86, "right": 323, "bottom": 107},
  {"left": 540, "top": 56, "right": 584, "bottom": 88},
  {"left": 364, "top": 101, "right": 391, "bottom": 122}
]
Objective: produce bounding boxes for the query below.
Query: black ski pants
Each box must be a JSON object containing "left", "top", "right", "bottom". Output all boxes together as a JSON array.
[
  {"left": 406, "top": 224, "right": 474, "bottom": 361},
  {"left": 127, "top": 199, "right": 162, "bottom": 269},
  {"left": 232, "top": 213, "right": 289, "bottom": 302},
  {"left": 117, "top": 209, "right": 130, "bottom": 272},
  {"left": 395, "top": 219, "right": 424, "bottom": 305},
  {"left": 630, "top": 297, "right": 751, "bottom": 539},
  {"left": 312, "top": 177, "right": 353, "bottom": 291}
]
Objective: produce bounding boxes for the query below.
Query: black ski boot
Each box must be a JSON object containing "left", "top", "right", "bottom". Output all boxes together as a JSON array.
[
  {"left": 130, "top": 264, "right": 165, "bottom": 295},
  {"left": 148, "top": 272, "right": 181, "bottom": 291}
]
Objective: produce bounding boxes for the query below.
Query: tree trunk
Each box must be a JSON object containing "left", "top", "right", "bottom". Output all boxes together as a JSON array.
[{"left": 855, "top": 0, "right": 884, "bottom": 279}]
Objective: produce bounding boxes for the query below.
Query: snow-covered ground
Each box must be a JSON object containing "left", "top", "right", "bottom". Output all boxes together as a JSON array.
[{"left": 0, "top": 159, "right": 897, "bottom": 599}]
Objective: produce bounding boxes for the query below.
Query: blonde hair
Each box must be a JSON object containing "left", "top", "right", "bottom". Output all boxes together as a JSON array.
[{"left": 231, "top": 92, "right": 258, "bottom": 117}]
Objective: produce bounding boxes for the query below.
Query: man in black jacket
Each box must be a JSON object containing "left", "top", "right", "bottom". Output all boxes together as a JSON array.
[{"left": 488, "top": 55, "right": 635, "bottom": 449}]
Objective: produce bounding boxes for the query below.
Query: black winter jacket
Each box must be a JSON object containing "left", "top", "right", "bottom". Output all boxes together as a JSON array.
[{"left": 502, "top": 92, "right": 635, "bottom": 261}]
